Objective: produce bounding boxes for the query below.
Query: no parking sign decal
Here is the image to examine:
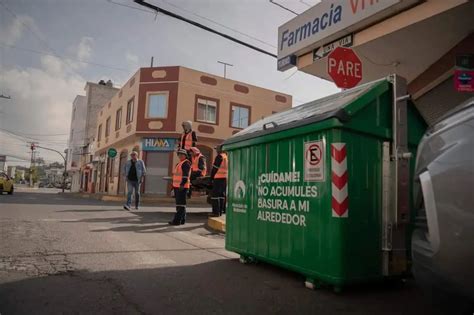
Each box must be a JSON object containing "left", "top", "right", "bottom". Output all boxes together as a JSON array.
[{"left": 304, "top": 140, "right": 325, "bottom": 182}]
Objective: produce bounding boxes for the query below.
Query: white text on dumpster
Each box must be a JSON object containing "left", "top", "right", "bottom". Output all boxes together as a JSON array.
[{"left": 256, "top": 171, "right": 318, "bottom": 227}]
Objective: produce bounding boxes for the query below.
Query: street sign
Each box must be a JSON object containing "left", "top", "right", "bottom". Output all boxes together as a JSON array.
[
  {"left": 327, "top": 47, "right": 362, "bottom": 89},
  {"left": 313, "top": 34, "right": 353, "bottom": 61},
  {"left": 277, "top": 55, "right": 297, "bottom": 71},
  {"left": 107, "top": 148, "right": 117, "bottom": 158}
]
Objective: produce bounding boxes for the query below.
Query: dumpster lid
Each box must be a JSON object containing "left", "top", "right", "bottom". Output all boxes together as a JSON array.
[{"left": 225, "top": 79, "right": 387, "bottom": 146}]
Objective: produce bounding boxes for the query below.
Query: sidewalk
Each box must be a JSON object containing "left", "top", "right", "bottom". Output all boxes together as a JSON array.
[{"left": 63, "top": 192, "right": 209, "bottom": 207}]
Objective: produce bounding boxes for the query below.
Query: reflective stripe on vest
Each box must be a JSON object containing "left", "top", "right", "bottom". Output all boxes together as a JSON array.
[
  {"left": 181, "top": 132, "right": 193, "bottom": 150},
  {"left": 192, "top": 154, "right": 207, "bottom": 176},
  {"left": 215, "top": 153, "right": 228, "bottom": 179},
  {"left": 172, "top": 160, "right": 191, "bottom": 188}
]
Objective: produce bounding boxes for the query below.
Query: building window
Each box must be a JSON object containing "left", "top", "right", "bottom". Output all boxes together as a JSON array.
[
  {"left": 196, "top": 98, "right": 217, "bottom": 124},
  {"left": 105, "top": 117, "right": 111, "bottom": 137},
  {"left": 126, "top": 98, "right": 134, "bottom": 124},
  {"left": 147, "top": 93, "right": 168, "bottom": 118},
  {"left": 97, "top": 124, "right": 102, "bottom": 141},
  {"left": 115, "top": 107, "right": 122, "bottom": 131},
  {"left": 230, "top": 104, "right": 250, "bottom": 129}
]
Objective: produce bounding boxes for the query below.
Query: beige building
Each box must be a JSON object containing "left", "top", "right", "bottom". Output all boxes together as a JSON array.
[
  {"left": 93, "top": 66, "right": 292, "bottom": 195},
  {"left": 67, "top": 81, "right": 119, "bottom": 192},
  {"left": 278, "top": 0, "right": 473, "bottom": 125}
]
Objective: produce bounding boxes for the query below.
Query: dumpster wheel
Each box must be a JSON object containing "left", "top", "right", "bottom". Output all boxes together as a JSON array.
[
  {"left": 239, "top": 255, "right": 255, "bottom": 264},
  {"left": 304, "top": 278, "right": 322, "bottom": 290}
]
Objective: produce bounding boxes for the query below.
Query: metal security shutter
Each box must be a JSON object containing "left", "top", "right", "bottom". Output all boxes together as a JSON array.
[{"left": 145, "top": 152, "right": 170, "bottom": 195}]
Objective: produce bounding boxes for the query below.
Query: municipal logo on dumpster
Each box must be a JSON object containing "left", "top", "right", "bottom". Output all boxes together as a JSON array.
[
  {"left": 232, "top": 180, "right": 248, "bottom": 213},
  {"left": 304, "top": 140, "right": 325, "bottom": 181}
]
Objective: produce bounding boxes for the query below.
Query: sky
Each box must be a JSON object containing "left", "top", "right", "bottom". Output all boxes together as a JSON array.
[{"left": 0, "top": 0, "right": 337, "bottom": 166}]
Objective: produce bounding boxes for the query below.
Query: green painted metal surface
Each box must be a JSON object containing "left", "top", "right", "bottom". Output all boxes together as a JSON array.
[{"left": 224, "top": 79, "right": 426, "bottom": 287}]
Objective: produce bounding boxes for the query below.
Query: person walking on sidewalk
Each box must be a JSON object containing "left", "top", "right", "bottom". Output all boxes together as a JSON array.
[
  {"left": 169, "top": 149, "right": 191, "bottom": 225},
  {"left": 210, "top": 145, "right": 227, "bottom": 217},
  {"left": 123, "top": 151, "right": 146, "bottom": 211}
]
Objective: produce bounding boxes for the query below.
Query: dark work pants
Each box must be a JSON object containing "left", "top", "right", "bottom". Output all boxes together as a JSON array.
[
  {"left": 211, "top": 179, "right": 226, "bottom": 216},
  {"left": 173, "top": 187, "right": 188, "bottom": 224}
]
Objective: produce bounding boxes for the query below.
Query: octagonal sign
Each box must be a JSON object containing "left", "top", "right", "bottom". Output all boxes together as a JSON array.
[{"left": 327, "top": 47, "right": 362, "bottom": 89}]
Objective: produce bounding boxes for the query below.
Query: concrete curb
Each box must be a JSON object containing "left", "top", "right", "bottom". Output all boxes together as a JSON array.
[
  {"left": 61, "top": 192, "right": 209, "bottom": 207},
  {"left": 207, "top": 216, "right": 226, "bottom": 233}
]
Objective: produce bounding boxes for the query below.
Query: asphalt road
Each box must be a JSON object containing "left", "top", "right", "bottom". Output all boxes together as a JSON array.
[{"left": 0, "top": 189, "right": 441, "bottom": 314}]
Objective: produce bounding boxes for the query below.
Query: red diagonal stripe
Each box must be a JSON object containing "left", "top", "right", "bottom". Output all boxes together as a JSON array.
[
  {"left": 332, "top": 196, "right": 349, "bottom": 217},
  {"left": 331, "top": 145, "right": 346, "bottom": 163},
  {"left": 332, "top": 171, "right": 348, "bottom": 190}
]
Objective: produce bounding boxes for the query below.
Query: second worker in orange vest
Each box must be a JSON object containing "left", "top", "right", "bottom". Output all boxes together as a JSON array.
[
  {"left": 179, "top": 121, "right": 197, "bottom": 155},
  {"left": 210, "top": 145, "right": 228, "bottom": 217},
  {"left": 169, "top": 149, "right": 192, "bottom": 225},
  {"left": 190, "top": 147, "right": 207, "bottom": 179}
]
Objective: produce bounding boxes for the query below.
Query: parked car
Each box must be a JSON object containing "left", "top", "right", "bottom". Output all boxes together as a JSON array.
[
  {"left": 412, "top": 97, "right": 474, "bottom": 313},
  {"left": 0, "top": 172, "right": 14, "bottom": 195}
]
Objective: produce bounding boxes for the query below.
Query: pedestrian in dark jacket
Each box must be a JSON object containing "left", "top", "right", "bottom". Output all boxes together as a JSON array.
[{"left": 123, "top": 151, "right": 146, "bottom": 211}]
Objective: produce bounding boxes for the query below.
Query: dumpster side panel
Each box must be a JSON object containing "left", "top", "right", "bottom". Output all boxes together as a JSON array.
[
  {"left": 337, "top": 129, "right": 384, "bottom": 281},
  {"left": 227, "top": 126, "right": 386, "bottom": 285}
]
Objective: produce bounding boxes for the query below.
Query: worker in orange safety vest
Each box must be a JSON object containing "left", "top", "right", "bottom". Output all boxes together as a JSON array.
[
  {"left": 179, "top": 121, "right": 197, "bottom": 158},
  {"left": 169, "top": 149, "right": 191, "bottom": 225},
  {"left": 210, "top": 144, "right": 227, "bottom": 217}
]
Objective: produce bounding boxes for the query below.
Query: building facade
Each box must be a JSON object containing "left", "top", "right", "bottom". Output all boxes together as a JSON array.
[
  {"left": 278, "top": 0, "right": 473, "bottom": 125},
  {"left": 93, "top": 66, "right": 292, "bottom": 196},
  {"left": 67, "top": 81, "right": 119, "bottom": 192}
]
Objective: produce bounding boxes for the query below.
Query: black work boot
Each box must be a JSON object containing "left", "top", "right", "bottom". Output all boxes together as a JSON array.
[
  {"left": 179, "top": 207, "right": 186, "bottom": 225},
  {"left": 168, "top": 207, "right": 181, "bottom": 225},
  {"left": 211, "top": 198, "right": 220, "bottom": 217}
]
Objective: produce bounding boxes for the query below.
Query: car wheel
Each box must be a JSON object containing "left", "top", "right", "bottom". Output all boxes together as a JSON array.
[{"left": 8, "top": 187, "right": 13, "bottom": 195}]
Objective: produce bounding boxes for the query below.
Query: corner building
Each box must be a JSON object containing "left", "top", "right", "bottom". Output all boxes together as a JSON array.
[{"left": 94, "top": 66, "right": 292, "bottom": 196}]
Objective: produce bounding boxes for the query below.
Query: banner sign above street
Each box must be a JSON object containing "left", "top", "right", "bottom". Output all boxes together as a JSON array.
[
  {"left": 313, "top": 33, "right": 353, "bottom": 61},
  {"left": 277, "top": 0, "right": 421, "bottom": 61}
]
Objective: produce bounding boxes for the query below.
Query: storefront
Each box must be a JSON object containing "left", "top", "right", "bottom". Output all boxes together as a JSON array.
[{"left": 278, "top": 0, "right": 473, "bottom": 124}]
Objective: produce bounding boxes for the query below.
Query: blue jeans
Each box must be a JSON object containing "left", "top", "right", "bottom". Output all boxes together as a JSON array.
[{"left": 126, "top": 180, "right": 140, "bottom": 208}]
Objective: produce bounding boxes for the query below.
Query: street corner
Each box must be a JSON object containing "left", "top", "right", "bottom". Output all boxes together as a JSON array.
[{"left": 207, "top": 215, "right": 226, "bottom": 233}]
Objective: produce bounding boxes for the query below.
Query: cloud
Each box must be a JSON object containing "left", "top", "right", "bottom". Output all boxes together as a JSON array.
[
  {"left": 0, "top": 14, "right": 38, "bottom": 45},
  {"left": 0, "top": 29, "right": 93, "bottom": 164},
  {"left": 77, "top": 36, "right": 94, "bottom": 61}
]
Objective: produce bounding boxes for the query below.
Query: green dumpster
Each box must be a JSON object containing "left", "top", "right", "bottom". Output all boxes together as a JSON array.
[{"left": 223, "top": 76, "right": 426, "bottom": 290}]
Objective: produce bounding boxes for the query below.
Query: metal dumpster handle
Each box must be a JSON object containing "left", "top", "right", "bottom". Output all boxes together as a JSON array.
[{"left": 263, "top": 121, "right": 278, "bottom": 130}]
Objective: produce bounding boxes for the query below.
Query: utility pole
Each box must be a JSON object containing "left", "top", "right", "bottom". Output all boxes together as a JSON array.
[
  {"left": 150, "top": 56, "right": 154, "bottom": 67},
  {"left": 29, "top": 142, "right": 36, "bottom": 187},
  {"left": 217, "top": 61, "right": 233, "bottom": 79}
]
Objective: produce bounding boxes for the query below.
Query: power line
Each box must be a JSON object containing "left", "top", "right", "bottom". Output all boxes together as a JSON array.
[
  {"left": 133, "top": 0, "right": 277, "bottom": 58},
  {"left": 0, "top": 43, "right": 130, "bottom": 72},
  {"left": 269, "top": 0, "right": 299, "bottom": 15},
  {"left": 159, "top": 0, "right": 277, "bottom": 49},
  {"left": 0, "top": 0, "right": 99, "bottom": 79}
]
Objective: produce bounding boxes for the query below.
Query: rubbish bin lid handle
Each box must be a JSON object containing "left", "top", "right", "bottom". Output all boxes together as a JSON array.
[{"left": 263, "top": 121, "right": 278, "bottom": 130}]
